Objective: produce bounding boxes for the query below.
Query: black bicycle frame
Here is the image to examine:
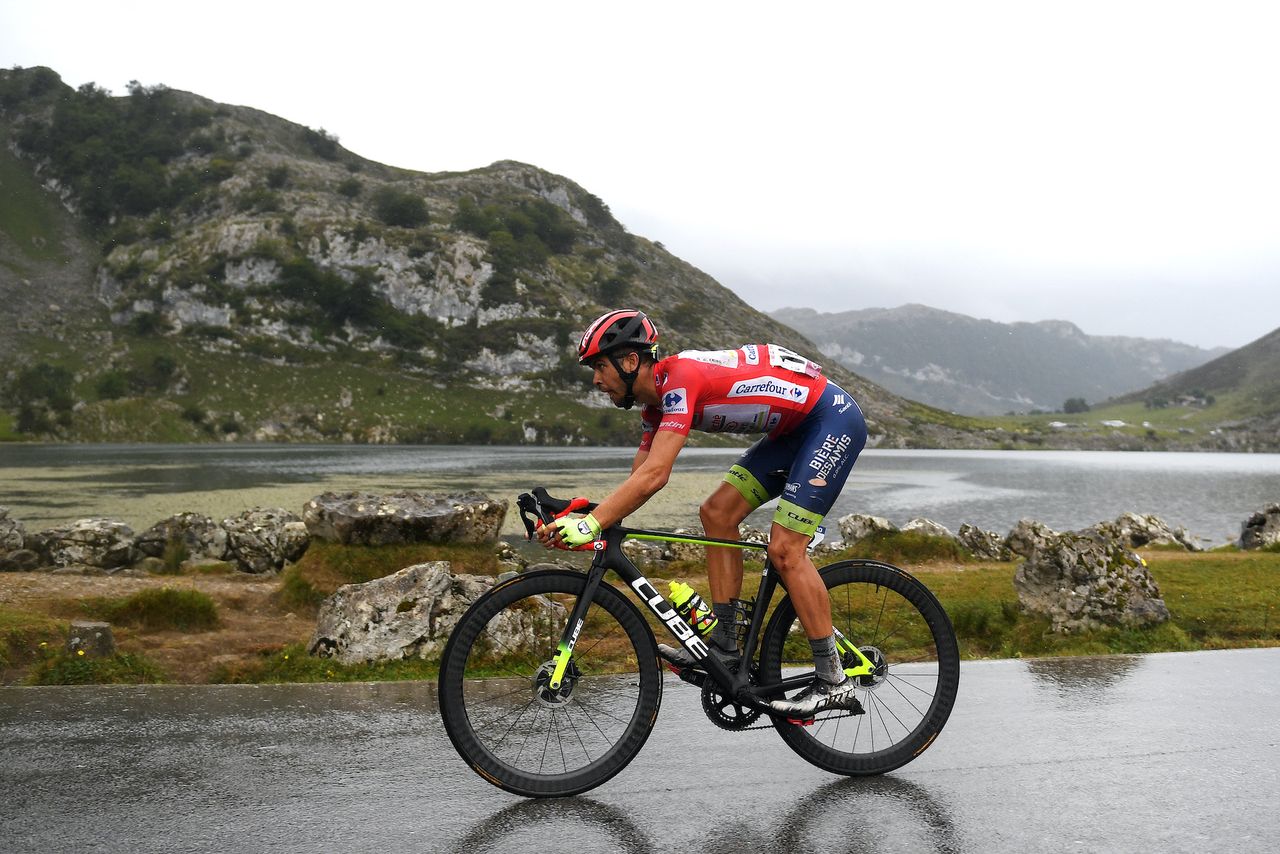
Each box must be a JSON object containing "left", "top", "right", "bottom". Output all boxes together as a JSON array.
[{"left": 542, "top": 524, "right": 871, "bottom": 715}]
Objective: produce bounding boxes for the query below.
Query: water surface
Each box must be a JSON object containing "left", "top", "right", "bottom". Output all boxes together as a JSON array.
[{"left": 2, "top": 444, "right": 1277, "bottom": 545}]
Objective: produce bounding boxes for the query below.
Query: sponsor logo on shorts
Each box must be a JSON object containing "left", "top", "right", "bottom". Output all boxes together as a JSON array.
[
  {"left": 784, "top": 481, "right": 800, "bottom": 496},
  {"left": 808, "top": 432, "right": 853, "bottom": 484}
]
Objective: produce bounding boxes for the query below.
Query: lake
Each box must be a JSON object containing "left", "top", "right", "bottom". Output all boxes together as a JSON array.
[{"left": 2, "top": 444, "right": 1278, "bottom": 546}]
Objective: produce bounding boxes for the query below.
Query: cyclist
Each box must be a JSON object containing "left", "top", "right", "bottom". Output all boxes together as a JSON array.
[{"left": 537, "top": 308, "right": 869, "bottom": 718}]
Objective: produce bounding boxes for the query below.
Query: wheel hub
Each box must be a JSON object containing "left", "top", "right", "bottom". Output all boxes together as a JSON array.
[
  {"left": 851, "top": 645, "right": 889, "bottom": 690},
  {"left": 532, "top": 659, "right": 580, "bottom": 707}
]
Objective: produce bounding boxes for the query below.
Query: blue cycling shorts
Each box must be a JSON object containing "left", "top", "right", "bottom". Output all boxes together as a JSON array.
[{"left": 722, "top": 382, "right": 868, "bottom": 537}]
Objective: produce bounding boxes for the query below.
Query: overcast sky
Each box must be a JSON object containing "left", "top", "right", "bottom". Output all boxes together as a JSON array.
[{"left": 4, "top": 1, "right": 1278, "bottom": 349}]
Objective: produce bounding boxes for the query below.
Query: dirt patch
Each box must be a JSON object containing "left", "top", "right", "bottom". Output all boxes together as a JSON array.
[{"left": 0, "top": 570, "right": 312, "bottom": 683}]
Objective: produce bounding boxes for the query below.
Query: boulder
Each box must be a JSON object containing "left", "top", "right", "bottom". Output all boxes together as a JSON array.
[
  {"left": 1005, "top": 519, "right": 1060, "bottom": 559},
  {"left": 0, "top": 506, "right": 25, "bottom": 552},
  {"left": 29, "top": 519, "right": 138, "bottom": 570},
  {"left": 1239, "top": 503, "right": 1280, "bottom": 550},
  {"left": 1081, "top": 512, "right": 1201, "bottom": 552},
  {"left": 902, "top": 517, "right": 957, "bottom": 541},
  {"left": 309, "top": 562, "right": 537, "bottom": 664},
  {"left": 134, "top": 512, "right": 230, "bottom": 560},
  {"left": 303, "top": 490, "right": 507, "bottom": 545},
  {"left": 837, "top": 514, "right": 898, "bottom": 544},
  {"left": 957, "top": 523, "right": 1010, "bottom": 561},
  {"left": 67, "top": 621, "right": 117, "bottom": 658},
  {"left": 0, "top": 549, "right": 41, "bottom": 572},
  {"left": 1013, "top": 532, "right": 1170, "bottom": 634},
  {"left": 222, "top": 508, "right": 309, "bottom": 574}
]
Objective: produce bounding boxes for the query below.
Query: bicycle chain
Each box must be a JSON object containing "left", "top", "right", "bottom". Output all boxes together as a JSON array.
[{"left": 700, "top": 682, "right": 864, "bottom": 731}]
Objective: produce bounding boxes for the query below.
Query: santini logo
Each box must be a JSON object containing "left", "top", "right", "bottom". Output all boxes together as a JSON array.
[{"left": 728, "top": 378, "right": 808, "bottom": 403}]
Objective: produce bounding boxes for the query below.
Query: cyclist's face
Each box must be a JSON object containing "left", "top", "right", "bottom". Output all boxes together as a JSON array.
[
  {"left": 589, "top": 354, "right": 635, "bottom": 406},
  {"left": 589, "top": 357, "right": 620, "bottom": 398}
]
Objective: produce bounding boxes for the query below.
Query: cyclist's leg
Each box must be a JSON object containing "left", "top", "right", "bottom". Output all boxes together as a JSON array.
[
  {"left": 765, "top": 383, "right": 868, "bottom": 711},
  {"left": 699, "top": 480, "right": 754, "bottom": 603},
  {"left": 766, "top": 524, "right": 833, "bottom": 639}
]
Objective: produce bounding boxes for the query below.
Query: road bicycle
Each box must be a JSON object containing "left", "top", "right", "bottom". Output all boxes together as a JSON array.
[{"left": 438, "top": 488, "right": 960, "bottom": 798}]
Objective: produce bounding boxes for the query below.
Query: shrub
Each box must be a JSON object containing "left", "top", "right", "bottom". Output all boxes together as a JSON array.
[
  {"left": 28, "top": 650, "right": 167, "bottom": 685},
  {"left": 836, "top": 530, "right": 972, "bottom": 564},
  {"left": 14, "top": 80, "right": 221, "bottom": 225},
  {"left": 84, "top": 587, "right": 219, "bottom": 632},
  {"left": 8, "top": 363, "right": 75, "bottom": 412},
  {"left": 265, "top": 164, "right": 290, "bottom": 189},
  {"left": 302, "top": 127, "right": 341, "bottom": 160},
  {"left": 337, "top": 177, "right": 362, "bottom": 198},
  {"left": 372, "top": 186, "right": 429, "bottom": 228},
  {"left": 95, "top": 372, "right": 129, "bottom": 400}
]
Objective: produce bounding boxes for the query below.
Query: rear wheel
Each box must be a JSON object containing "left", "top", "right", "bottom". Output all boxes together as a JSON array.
[
  {"left": 438, "top": 569, "right": 662, "bottom": 797},
  {"left": 759, "top": 560, "right": 960, "bottom": 775}
]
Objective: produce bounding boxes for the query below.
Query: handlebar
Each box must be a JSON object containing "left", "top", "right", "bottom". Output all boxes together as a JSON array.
[{"left": 517, "top": 487, "right": 599, "bottom": 542}]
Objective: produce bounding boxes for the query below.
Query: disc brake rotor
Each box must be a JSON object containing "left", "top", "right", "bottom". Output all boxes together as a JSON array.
[
  {"left": 852, "top": 645, "right": 889, "bottom": 690},
  {"left": 532, "top": 659, "right": 581, "bottom": 707}
]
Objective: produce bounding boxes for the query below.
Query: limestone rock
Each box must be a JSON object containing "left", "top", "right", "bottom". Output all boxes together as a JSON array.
[
  {"left": 1081, "top": 512, "right": 1201, "bottom": 552},
  {"left": 222, "top": 508, "right": 309, "bottom": 574},
  {"left": 1239, "top": 503, "right": 1280, "bottom": 550},
  {"left": 0, "top": 506, "right": 25, "bottom": 552},
  {"left": 309, "top": 562, "right": 541, "bottom": 664},
  {"left": 1005, "top": 519, "right": 1060, "bottom": 559},
  {"left": 836, "top": 514, "right": 898, "bottom": 544},
  {"left": 67, "top": 621, "right": 117, "bottom": 658},
  {"left": 134, "top": 512, "right": 229, "bottom": 560},
  {"left": 303, "top": 490, "right": 507, "bottom": 545},
  {"left": 29, "top": 519, "right": 138, "bottom": 570},
  {"left": 957, "top": 523, "right": 1010, "bottom": 561},
  {"left": 0, "top": 549, "right": 41, "bottom": 572},
  {"left": 902, "top": 517, "right": 957, "bottom": 541},
  {"left": 1013, "top": 532, "right": 1170, "bottom": 633}
]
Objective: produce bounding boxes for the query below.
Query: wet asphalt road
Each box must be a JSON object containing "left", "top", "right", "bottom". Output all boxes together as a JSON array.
[{"left": 2, "top": 648, "right": 1277, "bottom": 854}]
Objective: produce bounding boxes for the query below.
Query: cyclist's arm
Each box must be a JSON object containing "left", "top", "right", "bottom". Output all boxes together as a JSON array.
[{"left": 592, "top": 429, "right": 686, "bottom": 529}]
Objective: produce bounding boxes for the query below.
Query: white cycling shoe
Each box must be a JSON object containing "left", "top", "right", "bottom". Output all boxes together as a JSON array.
[{"left": 769, "top": 676, "right": 864, "bottom": 720}]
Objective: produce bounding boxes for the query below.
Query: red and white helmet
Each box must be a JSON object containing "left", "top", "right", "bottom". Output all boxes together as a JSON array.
[{"left": 577, "top": 309, "right": 659, "bottom": 365}]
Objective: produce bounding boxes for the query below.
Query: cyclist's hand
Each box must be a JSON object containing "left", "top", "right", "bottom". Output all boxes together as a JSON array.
[{"left": 539, "top": 513, "right": 602, "bottom": 549}]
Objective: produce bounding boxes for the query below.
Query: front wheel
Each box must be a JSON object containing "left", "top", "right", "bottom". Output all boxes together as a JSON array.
[
  {"left": 759, "top": 560, "right": 960, "bottom": 776},
  {"left": 438, "top": 569, "right": 662, "bottom": 797}
]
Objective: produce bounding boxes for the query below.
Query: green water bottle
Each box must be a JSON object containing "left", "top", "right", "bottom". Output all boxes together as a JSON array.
[{"left": 669, "top": 581, "right": 717, "bottom": 637}]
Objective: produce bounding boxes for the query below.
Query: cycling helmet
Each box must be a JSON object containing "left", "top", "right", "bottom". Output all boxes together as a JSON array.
[
  {"left": 577, "top": 309, "right": 659, "bottom": 365},
  {"left": 577, "top": 309, "right": 659, "bottom": 410}
]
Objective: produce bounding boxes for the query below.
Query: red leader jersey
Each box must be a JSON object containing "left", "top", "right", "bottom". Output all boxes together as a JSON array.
[{"left": 638, "top": 344, "right": 828, "bottom": 452}]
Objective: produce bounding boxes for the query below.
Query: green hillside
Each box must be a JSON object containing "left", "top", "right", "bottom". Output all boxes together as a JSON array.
[{"left": 0, "top": 66, "right": 1001, "bottom": 448}]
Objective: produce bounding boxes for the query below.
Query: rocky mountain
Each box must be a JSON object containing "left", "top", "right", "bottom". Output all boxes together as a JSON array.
[
  {"left": 772, "top": 304, "right": 1228, "bottom": 415},
  {"left": 1, "top": 66, "right": 998, "bottom": 449},
  {"left": 1100, "top": 324, "right": 1280, "bottom": 449}
]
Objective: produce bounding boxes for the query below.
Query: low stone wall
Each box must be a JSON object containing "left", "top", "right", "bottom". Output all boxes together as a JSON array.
[{"left": 0, "top": 491, "right": 506, "bottom": 575}]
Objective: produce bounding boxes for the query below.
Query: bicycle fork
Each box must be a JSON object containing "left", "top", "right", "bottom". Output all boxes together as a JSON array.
[{"left": 544, "top": 561, "right": 610, "bottom": 691}]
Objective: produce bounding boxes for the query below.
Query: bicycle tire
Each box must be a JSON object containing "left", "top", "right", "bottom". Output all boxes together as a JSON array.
[
  {"left": 758, "top": 559, "right": 960, "bottom": 776},
  {"left": 438, "top": 569, "right": 663, "bottom": 797}
]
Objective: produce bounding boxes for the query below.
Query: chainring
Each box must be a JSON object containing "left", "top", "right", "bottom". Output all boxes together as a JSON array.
[{"left": 700, "top": 681, "right": 763, "bottom": 731}]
